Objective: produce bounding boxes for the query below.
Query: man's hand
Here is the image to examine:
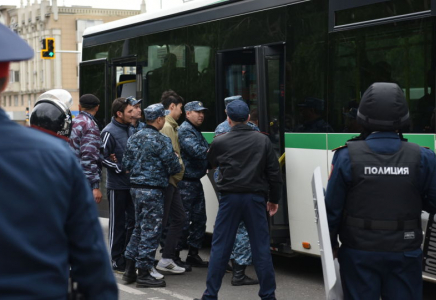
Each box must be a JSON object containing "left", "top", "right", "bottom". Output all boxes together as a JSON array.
[
  {"left": 267, "top": 202, "right": 278, "bottom": 217},
  {"left": 93, "top": 188, "right": 102, "bottom": 204},
  {"left": 110, "top": 153, "right": 117, "bottom": 163}
]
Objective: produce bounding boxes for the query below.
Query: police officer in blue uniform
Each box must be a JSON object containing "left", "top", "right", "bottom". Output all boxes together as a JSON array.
[
  {"left": 122, "top": 103, "right": 181, "bottom": 288},
  {"left": 176, "top": 101, "right": 210, "bottom": 267},
  {"left": 214, "top": 96, "right": 259, "bottom": 286},
  {"left": 128, "top": 96, "right": 146, "bottom": 136},
  {"left": 325, "top": 82, "right": 436, "bottom": 300},
  {"left": 0, "top": 23, "right": 117, "bottom": 299}
]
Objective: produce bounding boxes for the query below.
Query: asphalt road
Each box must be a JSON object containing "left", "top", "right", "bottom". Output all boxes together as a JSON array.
[{"left": 98, "top": 218, "right": 436, "bottom": 300}]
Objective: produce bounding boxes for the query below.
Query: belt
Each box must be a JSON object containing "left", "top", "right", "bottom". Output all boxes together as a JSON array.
[
  {"left": 345, "top": 215, "right": 420, "bottom": 231},
  {"left": 131, "top": 184, "right": 164, "bottom": 190},
  {"left": 182, "top": 177, "right": 200, "bottom": 182}
]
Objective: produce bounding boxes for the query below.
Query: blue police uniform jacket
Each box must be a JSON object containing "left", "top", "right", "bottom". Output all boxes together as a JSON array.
[
  {"left": 0, "top": 108, "right": 117, "bottom": 299},
  {"left": 214, "top": 119, "right": 231, "bottom": 137},
  {"left": 123, "top": 125, "right": 181, "bottom": 187},
  {"left": 178, "top": 120, "right": 209, "bottom": 179},
  {"left": 101, "top": 117, "right": 131, "bottom": 190},
  {"left": 128, "top": 120, "right": 146, "bottom": 136},
  {"left": 325, "top": 131, "right": 436, "bottom": 248}
]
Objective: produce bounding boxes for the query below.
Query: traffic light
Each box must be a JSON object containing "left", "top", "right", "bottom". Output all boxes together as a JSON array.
[{"left": 41, "top": 38, "right": 55, "bottom": 59}]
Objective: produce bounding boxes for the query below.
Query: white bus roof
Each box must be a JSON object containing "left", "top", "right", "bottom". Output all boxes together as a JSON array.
[{"left": 83, "top": 0, "right": 229, "bottom": 37}]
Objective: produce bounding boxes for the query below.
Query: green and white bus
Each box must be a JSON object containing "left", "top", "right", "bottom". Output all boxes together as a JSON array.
[{"left": 81, "top": 0, "right": 436, "bottom": 281}]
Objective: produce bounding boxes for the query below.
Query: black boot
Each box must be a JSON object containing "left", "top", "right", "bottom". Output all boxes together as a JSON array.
[
  {"left": 174, "top": 251, "right": 192, "bottom": 272},
  {"left": 231, "top": 260, "right": 259, "bottom": 286},
  {"left": 186, "top": 247, "right": 209, "bottom": 268},
  {"left": 122, "top": 259, "right": 137, "bottom": 284},
  {"left": 136, "top": 268, "right": 166, "bottom": 288}
]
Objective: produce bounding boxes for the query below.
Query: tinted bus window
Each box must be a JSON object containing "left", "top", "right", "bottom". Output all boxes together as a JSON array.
[{"left": 328, "top": 19, "right": 435, "bottom": 133}]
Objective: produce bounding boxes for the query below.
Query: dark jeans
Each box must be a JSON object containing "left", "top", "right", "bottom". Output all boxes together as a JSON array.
[
  {"left": 107, "top": 189, "right": 135, "bottom": 268},
  {"left": 161, "top": 184, "right": 186, "bottom": 259},
  {"left": 202, "top": 193, "right": 276, "bottom": 300}
]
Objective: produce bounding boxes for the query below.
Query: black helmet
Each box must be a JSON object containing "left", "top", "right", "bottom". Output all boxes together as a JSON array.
[
  {"left": 30, "top": 89, "right": 73, "bottom": 137},
  {"left": 357, "top": 82, "right": 410, "bottom": 131}
]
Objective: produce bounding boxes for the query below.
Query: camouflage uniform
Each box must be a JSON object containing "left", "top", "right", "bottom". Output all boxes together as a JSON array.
[
  {"left": 69, "top": 111, "right": 102, "bottom": 188},
  {"left": 128, "top": 120, "right": 146, "bottom": 137},
  {"left": 177, "top": 118, "right": 209, "bottom": 250},
  {"left": 123, "top": 118, "right": 181, "bottom": 269},
  {"left": 213, "top": 119, "right": 258, "bottom": 266}
]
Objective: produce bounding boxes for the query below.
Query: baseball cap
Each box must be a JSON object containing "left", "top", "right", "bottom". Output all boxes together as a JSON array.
[
  {"left": 224, "top": 95, "right": 243, "bottom": 107},
  {"left": 126, "top": 96, "right": 142, "bottom": 106},
  {"left": 227, "top": 100, "right": 249, "bottom": 122},
  {"left": 144, "top": 103, "right": 169, "bottom": 121},
  {"left": 0, "top": 23, "right": 34, "bottom": 62},
  {"left": 80, "top": 94, "right": 100, "bottom": 108},
  {"left": 185, "top": 101, "right": 208, "bottom": 112}
]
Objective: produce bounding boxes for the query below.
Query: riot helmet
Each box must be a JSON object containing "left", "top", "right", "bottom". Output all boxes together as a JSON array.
[
  {"left": 357, "top": 82, "right": 410, "bottom": 131},
  {"left": 30, "top": 89, "right": 73, "bottom": 138}
]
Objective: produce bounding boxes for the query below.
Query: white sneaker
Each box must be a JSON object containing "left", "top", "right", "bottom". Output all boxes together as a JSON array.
[
  {"left": 156, "top": 259, "right": 186, "bottom": 274},
  {"left": 149, "top": 266, "right": 165, "bottom": 279}
]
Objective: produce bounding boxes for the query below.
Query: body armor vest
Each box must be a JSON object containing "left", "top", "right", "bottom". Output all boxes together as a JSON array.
[{"left": 339, "top": 140, "right": 422, "bottom": 252}]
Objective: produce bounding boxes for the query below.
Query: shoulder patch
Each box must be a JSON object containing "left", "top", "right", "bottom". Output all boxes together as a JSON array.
[{"left": 332, "top": 145, "right": 347, "bottom": 152}]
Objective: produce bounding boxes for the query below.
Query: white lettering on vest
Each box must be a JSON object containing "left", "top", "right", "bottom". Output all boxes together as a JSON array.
[{"left": 364, "top": 166, "right": 409, "bottom": 175}]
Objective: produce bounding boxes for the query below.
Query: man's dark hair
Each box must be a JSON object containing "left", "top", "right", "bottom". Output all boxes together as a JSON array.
[
  {"left": 160, "top": 90, "right": 184, "bottom": 109},
  {"left": 111, "top": 97, "right": 130, "bottom": 117},
  {"left": 250, "top": 108, "right": 258, "bottom": 122}
]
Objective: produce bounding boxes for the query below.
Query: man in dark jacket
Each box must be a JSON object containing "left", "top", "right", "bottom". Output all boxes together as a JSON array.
[
  {"left": 0, "top": 22, "right": 117, "bottom": 299},
  {"left": 101, "top": 97, "right": 135, "bottom": 272},
  {"left": 196, "top": 100, "right": 282, "bottom": 300},
  {"left": 69, "top": 94, "right": 102, "bottom": 203}
]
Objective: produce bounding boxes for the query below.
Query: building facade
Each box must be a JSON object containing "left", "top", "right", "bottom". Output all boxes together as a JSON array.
[{"left": 0, "top": 0, "right": 141, "bottom": 124}]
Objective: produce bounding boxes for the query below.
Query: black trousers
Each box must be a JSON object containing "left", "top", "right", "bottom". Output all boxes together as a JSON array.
[
  {"left": 107, "top": 189, "right": 135, "bottom": 268},
  {"left": 161, "top": 184, "right": 186, "bottom": 259}
]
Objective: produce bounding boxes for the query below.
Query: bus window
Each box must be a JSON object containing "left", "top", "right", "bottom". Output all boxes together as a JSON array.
[{"left": 329, "top": 19, "right": 435, "bottom": 133}]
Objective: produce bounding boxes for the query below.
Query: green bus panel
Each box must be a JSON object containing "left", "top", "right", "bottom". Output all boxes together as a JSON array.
[{"left": 285, "top": 133, "right": 435, "bottom": 151}]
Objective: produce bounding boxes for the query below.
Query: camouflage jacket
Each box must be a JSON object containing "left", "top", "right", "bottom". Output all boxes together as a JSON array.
[
  {"left": 123, "top": 125, "right": 181, "bottom": 188},
  {"left": 69, "top": 111, "right": 102, "bottom": 188},
  {"left": 128, "top": 121, "right": 146, "bottom": 137},
  {"left": 178, "top": 120, "right": 209, "bottom": 179},
  {"left": 214, "top": 119, "right": 231, "bottom": 137}
]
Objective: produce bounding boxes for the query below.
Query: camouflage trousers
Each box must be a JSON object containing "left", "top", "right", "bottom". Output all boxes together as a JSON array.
[
  {"left": 177, "top": 179, "right": 207, "bottom": 250},
  {"left": 230, "top": 221, "right": 253, "bottom": 265},
  {"left": 125, "top": 188, "right": 164, "bottom": 270}
]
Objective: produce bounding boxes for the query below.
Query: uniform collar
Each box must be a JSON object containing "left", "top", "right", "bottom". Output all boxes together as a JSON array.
[
  {"left": 79, "top": 110, "right": 97, "bottom": 122},
  {"left": 146, "top": 124, "right": 159, "bottom": 132},
  {"left": 366, "top": 131, "right": 400, "bottom": 140},
  {"left": 186, "top": 119, "right": 202, "bottom": 132}
]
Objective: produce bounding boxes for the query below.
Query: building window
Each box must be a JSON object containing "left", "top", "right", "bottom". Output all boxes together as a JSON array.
[
  {"left": 2, "top": 96, "right": 5, "bottom": 107},
  {"left": 9, "top": 70, "right": 20, "bottom": 82},
  {"left": 9, "top": 95, "right": 12, "bottom": 106},
  {"left": 14, "top": 95, "right": 18, "bottom": 106},
  {"left": 21, "top": 95, "right": 24, "bottom": 106}
]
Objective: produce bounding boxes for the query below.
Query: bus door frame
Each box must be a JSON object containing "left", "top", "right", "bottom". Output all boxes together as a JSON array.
[
  {"left": 110, "top": 55, "right": 141, "bottom": 103},
  {"left": 79, "top": 58, "right": 109, "bottom": 128}
]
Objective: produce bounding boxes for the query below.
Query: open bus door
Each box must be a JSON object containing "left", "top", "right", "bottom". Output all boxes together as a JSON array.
[{"left": 216, "top": 43, "right": 290, "bottom": 253}]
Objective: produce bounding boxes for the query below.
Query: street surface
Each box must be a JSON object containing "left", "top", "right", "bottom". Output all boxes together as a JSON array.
[{"left": 98, "top": 218, "right": 436, "bottom": 300}]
